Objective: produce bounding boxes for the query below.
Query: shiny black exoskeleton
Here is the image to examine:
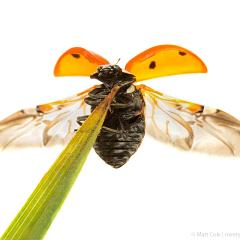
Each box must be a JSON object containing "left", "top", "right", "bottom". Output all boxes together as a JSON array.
[{"left": 78, "top": 64, "right": 145, "bottom": 168}]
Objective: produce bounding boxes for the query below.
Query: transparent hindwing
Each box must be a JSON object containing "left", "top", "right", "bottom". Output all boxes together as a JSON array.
[
  {"left": 0, "top": 86, "right": 96, "bottom": 150},
  {"left": 138, "top": 84, "right": 240, "bottom": 156}
]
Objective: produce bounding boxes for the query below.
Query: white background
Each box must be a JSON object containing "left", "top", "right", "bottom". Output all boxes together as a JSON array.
[{"left": 0, "top": 0, "right": 240, "bottom": 239}]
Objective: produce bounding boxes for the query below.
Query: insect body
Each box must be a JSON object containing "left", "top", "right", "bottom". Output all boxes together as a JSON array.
[
  {"left": 1, "top": 45, "right": 240, "bottom": 167},
  {"left": 83, "top": 65, "right": 145, "bottom": 168}
]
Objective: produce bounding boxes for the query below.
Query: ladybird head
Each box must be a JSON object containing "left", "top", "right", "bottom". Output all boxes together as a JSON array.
[
  {"left": 90, "top": 64, "right": 135, "bottom": 86},
  {"left": 90, "top": 64, "right": 122, "bottom": 80}
]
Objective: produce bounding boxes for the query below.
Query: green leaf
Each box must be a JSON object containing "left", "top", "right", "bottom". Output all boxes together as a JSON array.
[{"left": 0, "top": 86, "right": 120, "bottom": 240}]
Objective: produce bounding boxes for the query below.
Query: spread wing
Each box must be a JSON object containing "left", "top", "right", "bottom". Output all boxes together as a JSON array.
[
  {"left": 54, "top": 47, "right": 109, "bottom": 77},
  {"left": 0, "top": 45, "right": 110, "bottom": 151},
  {"left": 138, "top": 84, "right": 240, "bottom": 156},
  {"left": 125, "top": 45, "right": 207, "bottom": 81},
  {"left": 0, "top": 86, "right": 96, "bottom": 150}
]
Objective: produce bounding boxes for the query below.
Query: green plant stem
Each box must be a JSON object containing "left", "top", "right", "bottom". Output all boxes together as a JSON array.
[{"left": 0, "top": 85, "right": 119, "bottom": 240}]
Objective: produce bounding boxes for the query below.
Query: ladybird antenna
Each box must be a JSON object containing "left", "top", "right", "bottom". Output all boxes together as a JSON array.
[{"left": 115, "top": 58, "right": 121, "bottom": 65}]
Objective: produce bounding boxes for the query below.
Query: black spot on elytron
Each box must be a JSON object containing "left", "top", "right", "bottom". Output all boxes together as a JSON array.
[
  {"left": 71, "top": 53, "right": 80, "bottom": 58},
  {"left": 178, "top": 51, "right": 186, "bottom": 56},
  {"left": 149, "top": 61, "right": 156, "bottom": 69},
  {"left": 36, "top": 105, "right": 42, "bottom": 113}
]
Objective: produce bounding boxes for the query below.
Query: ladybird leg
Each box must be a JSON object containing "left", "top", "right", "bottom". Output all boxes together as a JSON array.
[
  {"left": 84, "top": 98, "right": 103, "bottom": 106},
  {"left": 102, "top": 126, "right": 120, "bottom": 133},
  {"left": 76, "top": 116, "right": 122, "bottom": 134},
  {"left": 119, "top": 118, "right": 125, "bottom": 130},
  {"left": 101, "top": 126, "right": 128, "bottom": 139},
  {"left": 77, "top": 115, "right": 89, "bottom": 123},
  {"left": 110, "top": 103, "right": 134, "bottom": 108},
  {"left": 121, "top": 110, "right": 144, "bottom": 121},
  {"left": 75, "top": 115, "right": 89, "bottom": 131},
  {"left": 88, "top": 93, "right": 108, "bottom": 99},
  {"left": 118, "top": 118, "right": 128, "bottom": 139},
  {"left": 85, "top": 92, "right": 110, "bottom": 106}
]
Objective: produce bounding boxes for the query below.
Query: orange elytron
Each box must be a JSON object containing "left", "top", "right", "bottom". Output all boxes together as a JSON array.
[{"left": 1, "top": 45, "right": 240, "bottom": 167}]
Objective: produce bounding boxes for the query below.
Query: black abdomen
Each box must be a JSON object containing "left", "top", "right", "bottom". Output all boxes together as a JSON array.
[
  {"left": 94, "top": 115, "right": 145, "bottom": 168},
  {"left": 85, "top": 84, "right": 145, "bottom": 168}
]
